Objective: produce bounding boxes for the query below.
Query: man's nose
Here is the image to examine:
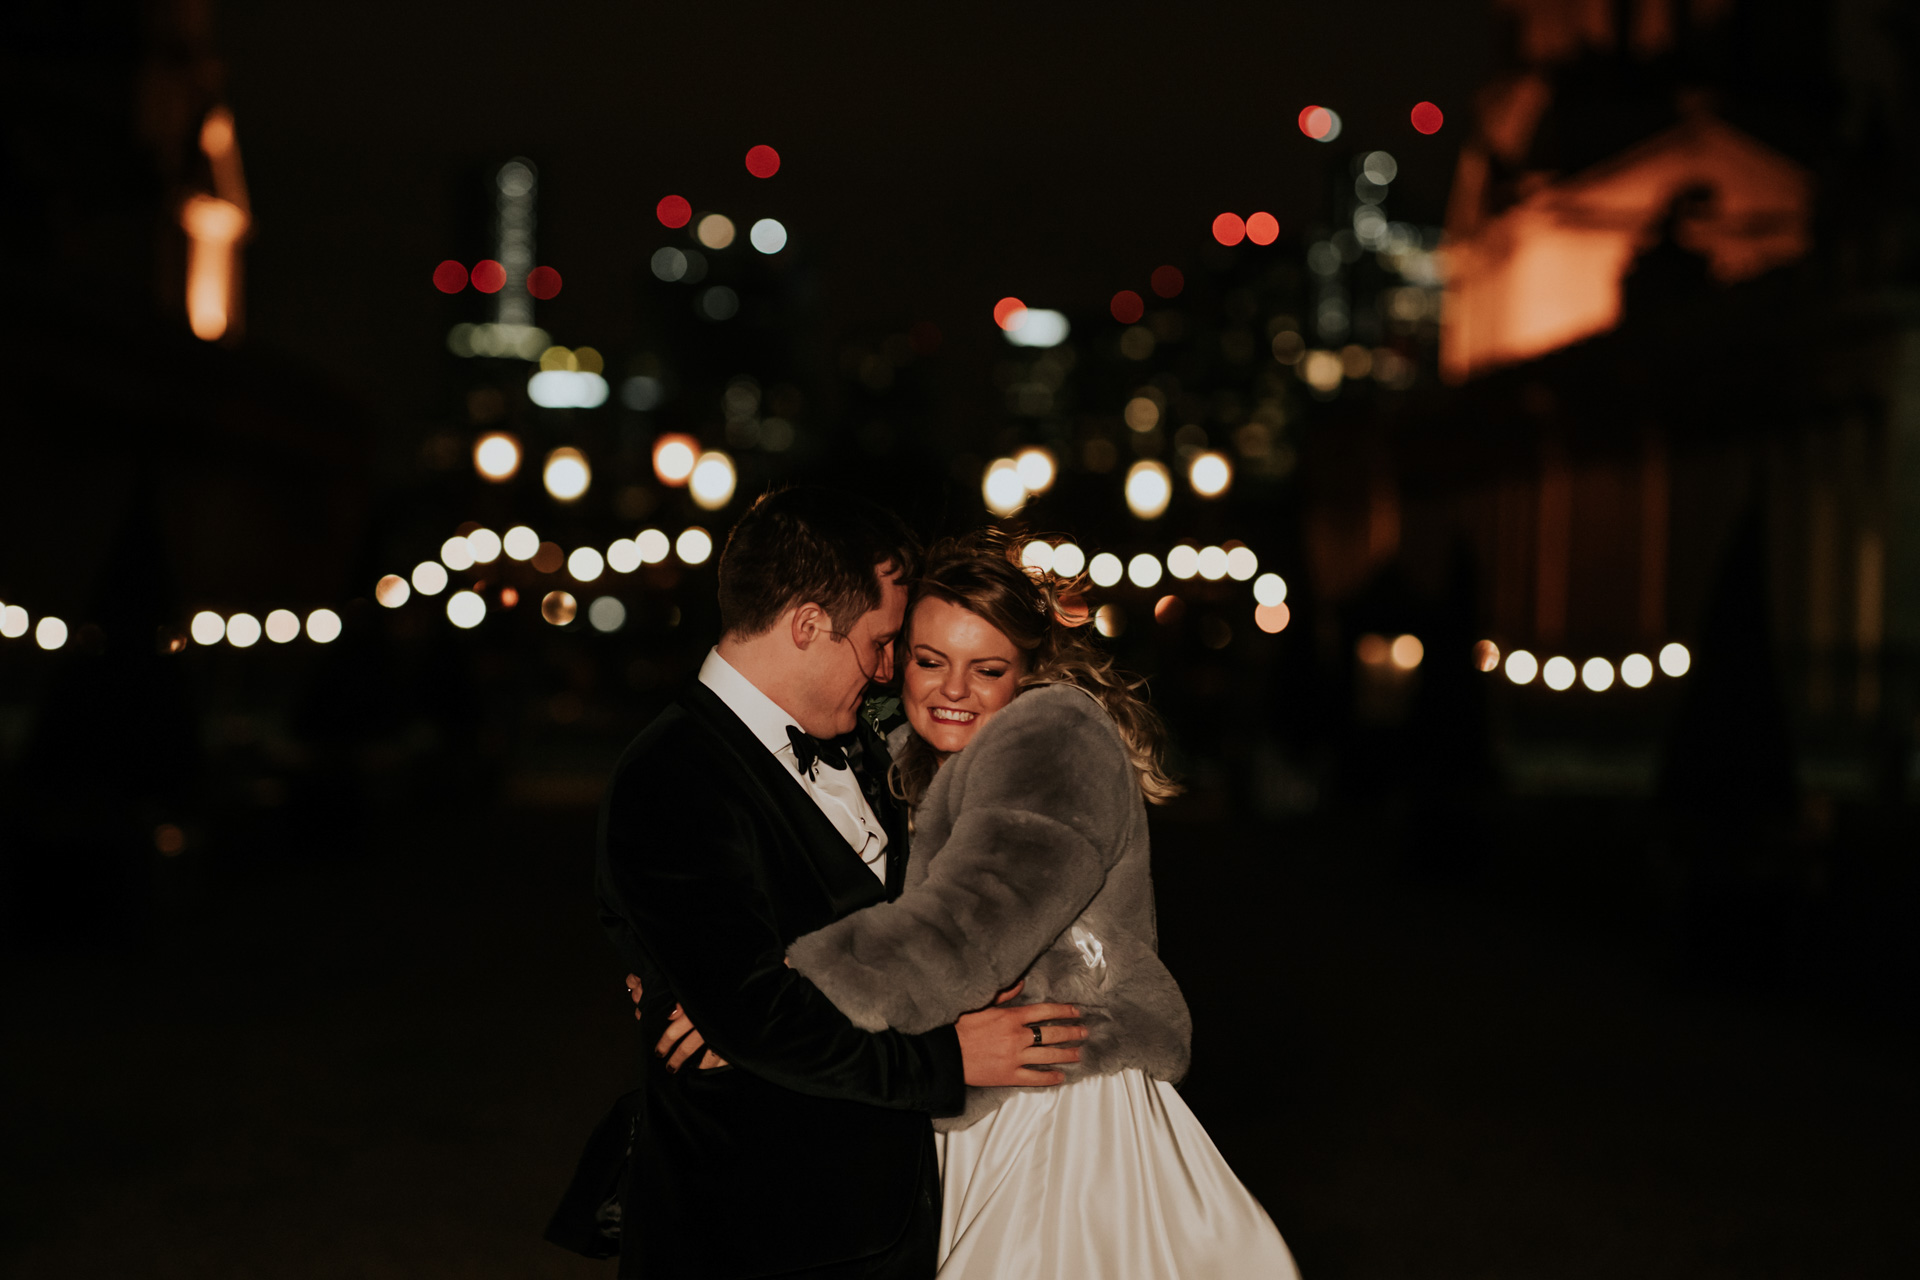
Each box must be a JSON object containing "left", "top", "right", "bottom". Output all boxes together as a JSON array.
[{"left": 875, "top": 646, "right": 894, "bottom": 683}]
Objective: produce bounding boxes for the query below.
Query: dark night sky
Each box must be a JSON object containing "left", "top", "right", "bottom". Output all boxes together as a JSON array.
[{"left": 216, "top": 0, "right": 1493, "bottom": 419}]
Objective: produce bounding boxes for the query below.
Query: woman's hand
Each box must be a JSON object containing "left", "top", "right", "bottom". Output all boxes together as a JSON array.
[
  {"left": 627, "top": 974, "right": 730, "bottom": 1072},
  {"left": 955, "top": 980, "right": 1087, "bottom": 1087}
]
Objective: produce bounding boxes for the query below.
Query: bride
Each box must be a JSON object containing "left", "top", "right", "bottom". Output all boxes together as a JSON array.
[{"left": 656, "top": 531, "right": 1297, "bottom": 1278}]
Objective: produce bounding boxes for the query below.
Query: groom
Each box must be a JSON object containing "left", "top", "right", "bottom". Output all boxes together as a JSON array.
[{"left": 569, "top": 487, "right": 1078, "bottom": 1279}]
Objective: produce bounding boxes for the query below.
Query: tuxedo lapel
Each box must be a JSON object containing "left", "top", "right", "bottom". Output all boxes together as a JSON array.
[{"left": 678, "top": 681, "right": 887, "bottom": 920}]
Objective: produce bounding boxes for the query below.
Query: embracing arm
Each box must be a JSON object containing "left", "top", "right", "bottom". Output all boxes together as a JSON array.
[
  {"left": 787, "top": 688, "right": 1136, "bottom": 1034},
  {"left": 599, "top": 766, "right": 965, "bottom": 1113}
]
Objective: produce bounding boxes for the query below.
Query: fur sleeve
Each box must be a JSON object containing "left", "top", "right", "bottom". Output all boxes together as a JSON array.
[{"left": 788, "top": 688, "right": 1136, "bottom": 1033}]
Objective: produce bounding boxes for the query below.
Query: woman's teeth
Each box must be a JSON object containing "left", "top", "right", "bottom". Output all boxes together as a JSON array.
[{"left": 930, "top": 707, "right": 976, "bottom": 723}]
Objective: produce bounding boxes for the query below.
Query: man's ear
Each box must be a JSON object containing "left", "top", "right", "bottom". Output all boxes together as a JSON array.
[{"left": 787, "top": 602, "right": 826, "bottom": 650}]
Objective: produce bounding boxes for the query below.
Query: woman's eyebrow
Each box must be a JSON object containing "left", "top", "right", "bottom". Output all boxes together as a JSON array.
[{"left": 911, "top": 643, "right": 948, "bottom": 659}]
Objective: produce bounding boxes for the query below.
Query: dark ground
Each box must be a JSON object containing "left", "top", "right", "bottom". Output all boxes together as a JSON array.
[{"left": 3, "top": 796, "right": 1915, "bottom": 1279}]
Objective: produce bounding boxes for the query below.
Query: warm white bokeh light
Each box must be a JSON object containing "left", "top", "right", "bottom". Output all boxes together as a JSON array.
[
  {"left": 1015, "top": 447, "right": 1056, "bottom": 494},
  {"left": 35, "top": 616, "right": 68, "bottom": 651},
  {"left": 1659, "top": 642, "right": 1691, "bottom": 677},
  {"left": 543, "top": 447, "right": 591, "bottom": 502},
  {"left": 1095, "top": 603, "right": 1125, "bottom": 637},
  {"left": 1189, "top": 451, "right": 1232, "bottom": 498},
  {"left": 225, "top": 612, "right": 261, "bottom": 648},
  {"left": 306, "top": 609, "right": 342, "bottom": 643},
  {"left": 473, "top": 432, "right": 521, "bottom": 481},
  {"left": 441, "top": 536, "right": 475, "bottom": 571},
  {"left": 1167, "top": 546, "right": 1199, "bottom": 579},
  {"left": 411, "top": 561, "right": 449, "bottom": 596},
  {"left": 1543, "top": 656, "right": 1577, "bottom": 691},
  {"left": 1504, "top": 649, "right": 1538, "bottom": 684},
  {"left": 676, "top": 527, "right": 713, "bottom": 565},
  {"left": 466, "top": 528, "right": 502, "bottom": 563},
  {"left": 695, "top": 213, "right": 736, "bottom": 249},
  {"left": 1621, "top": 653, "right": 1654, "bottom": 688},
  {"left": 653, "top": 435, "right": 699, "bottom": 486},
  {"left": 0, "top": 605, "right": 27, "bottom": 638},
  {"left": 1390, "top": 634, "right": 1424, "bottom": 669},
  {"left": 1089, "top": 553, "right": 1124, "bottom": 587},
  {"left": 1225, "top": 546, "right": 1258, "bottom": 580},
  {"left": 1581, "top": 657, "right": 1615, "bottom": 692},
  {"left": 1052, "top": 543, "right": 1086, "bottom": 577},
  {"left": 265, "top": 609, "right": 300, "bottom": 643},
  {"left": 636, "top": 529, "right": 671, "bottom": 564},
  {"left": 607, "top": 538, "right": 642, "bottom": 574},
  {"left": 1253, "top": 573, "right": 1288, "bottom": 606},
  {"left": 1127, "top": 553, "right": 1163, "bottom": 588},
  {"left": 446, "top": 590, "right": 486, "bottom": 629},
  {"left": 1124, "top": 461, "right": 1172, "bottom": 519},
  {"left": 191, "top": 610, "right": 226, "bottom": 644},
  {"left": 983, "top": 458, "right": 1025, "bottom": 516},
  {"left": 503, "top": 526, "right": 540, "bottom": 561},
  {"left": 1196, "top": 546, "right": 1229, "bottom": 581},
  {"left": 690, "top": 451, "right": 738, "bottom": 510},
  {"left": 1020, "top": 540, "right": 1055, "bottom": 572},
  {"left": 569, "top": 547, "right": 606, "bottom": 582}
]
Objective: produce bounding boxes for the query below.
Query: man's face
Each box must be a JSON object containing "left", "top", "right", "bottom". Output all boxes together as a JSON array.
[{"left": 803, "top": 563, "right": 906, "bottom": 737}]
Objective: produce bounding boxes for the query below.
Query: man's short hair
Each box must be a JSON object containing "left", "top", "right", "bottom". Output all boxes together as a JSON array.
[{"left": 717, "top": 487, "right": 920, "bottom": 638}]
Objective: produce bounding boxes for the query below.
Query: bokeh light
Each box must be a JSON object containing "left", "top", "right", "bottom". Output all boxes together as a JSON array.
[
  {"left": 1253, "top": 572, "right": 1288, "bottom": 606},
  {"left": 982, "top": 457, "right": 1025, "bottom": 516},
  {"left": 690, "top": 450, "right": 738, "bottom": 510},
  {"left": 653, "top": 434, "right": 699, "bottom": 485},
  {"left": 527, "top": 370, "right": 610, "bottom": 408},
  {"left": 526, "top": 266, "right": 562, "bottom": 300},
  {"left": 1015, "top": 447, "right": 1056, "bottom": 494},
  {"left": 1254, "top": 603, "right": 1291, "bottom": 634},
  {"left": 191, "top": 610, "right": 225, "bottom": 643},
  {"left": 993, "top": 297, "right": 1027, "bottom": 330},
  {"left": 1020, "top": 540, "right": 1055, "bottom": 573},
  {"left": 0, "top": 605, "right": 26, "bottom": 638},
  {"left": 1004, "top": 310, "right": 1070, "bottom": 348},
  {"left": 225, "top": 612, "right": 261, "bottom": 648},
  {"left": 265, "top": 609, "right": 300, "bottom": 643},
  {"left": 447, "top": 590, "right": 486, "bottom": 629},
  {"left": 744, "top": 145, "right": 781, "bottom": 178},
  {"left": 441, "top": 536, "right": 475, "bottom": 572},
  {"left": 676, "top": 527, "right": 714, "bottom": 565},
  {"left": 1089, "top": 552, "right": 1124, "bottom": 587},
  {"left": 1196, "top": 546, "right": 1229, "bottom": 581},
  {"left": 1095, "top": 603, "right": 1125, "bottom": 637},
  {"left": 607, "top": 538, "right": 641, "bottom": 574},
  {"left": 503, "top": 526, "right": 539, "bottom": 561},
  {"left": 1543, "top": 656, "right": 1577, "bottom": 691},
  {"left": 1504, "top": 649, "right": 1538, "bottom": 684},
  {"left": 1224, "top": 546, "right": 1258, "bottom": 580},
  {"left": 374, "top": 576, "right": 410, "bottom": 609},
  {"left": 1245, "top": 212, "right": 1279, "bottom": 245},
  {"left": 35, "top": 616, "right": 68, "bottom": 650},
  {"left": 636, "top": 528, "right": 670, "bottom": 564},
  {"left": 306, "top": 608, "right": 342, "bottom": 643},
  {"left": 656, "top": 195, "right": 692, "bottom": 228},
  {"left": 1357, "top": 634, "right": 1390, "bottom": 665},
  {"left": 696, "top": 214, "right": 736, "bottom": 250},
  {"left": 1167, "top": 545, "right": 1199, "bottom": 579},
  {"left": 1124, "top": 460, "right": 1172, "bottom": 519},
  {"left": 589, "top": 596, "right": 627, "bottom": 632},
  {"left": 1153, "top": 595, "right": 1183, "bottom": 623},
  {"left": 1150, "top": 266, "right": 1183, "bottom": 298},
  {"left": 1659, "top": 642, "right": 1691, "bottom": 677},
  {"left": 1053, "top": 543, "right": 1086, "bottom": 577},
  {"left": 1189, "top": 451, "right": 1232, "bottom": 497},
  {"left": 466, "top": 528, "right": 502, "bottom": 563},
  {"left": 1298, "top": 105, "right": 1342, "bottom": 141},
  {"left": 433, "top": 260, "right": 468, "bottom": 293},
  {"left": 1582, "top": 657, "right": 1615, "bottom": 692},
  {"left": 569, "top": 546, "right": 606, "bottom": 582},
  {"left": 750, "top": 218, "right": 787, "bottom": 254},
  {"left": 1212, "top": 212, "right": 1246, "bottom": 246},
  {"left": 1390, "top": 634, "right": 1424, "bottom": 670},
  {"left": 1363, "top": 151, "right": 1399, "bottom": 184},
  {"left": 1621, "top": 653, "right": 1654, "bottom": 688},
  {"left": 541, "top": 590, "right": 577, "bottom": 625},
  {"left": 1128, "top": 554, "right": 1164, "bottom": 589},
  {"left": 470, "top": 259, "right": 506, "bottom": 293},
  {"left": 1111, "top": 290, "right": 1145, "bottom": 323},
  {"left": 1411, "top": 101, "right": 1444, "bottom": 134},
  {"left": 1473, "top": 639, "right": 1501, "bottom": 672},
  {"left": 1124, "top": 396, "right": 1161, "bottom": 432},
  {"left": 412, "top": 561, "right": 449, "bottom": 596},
  {"left": 543, "top": 447, "right": 591, "bottom": 501}
]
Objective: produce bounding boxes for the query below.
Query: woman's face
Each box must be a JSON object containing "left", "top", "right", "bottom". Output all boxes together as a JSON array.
[{"left": 903, "top": 595, "right": 1024, "bottom": 757}]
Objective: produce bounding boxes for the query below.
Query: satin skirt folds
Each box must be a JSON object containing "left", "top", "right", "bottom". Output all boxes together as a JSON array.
[{"left": 934, "top": 1069, "right": 1300, "bottom": 1280}]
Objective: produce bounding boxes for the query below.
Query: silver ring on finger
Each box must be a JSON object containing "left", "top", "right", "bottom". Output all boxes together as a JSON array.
[{"left": 1031, "top": 1023, "right": 1045, "bottom": 1047}]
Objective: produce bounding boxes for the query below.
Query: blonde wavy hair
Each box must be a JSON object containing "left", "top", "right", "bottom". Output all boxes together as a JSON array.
[{"left": 888, "top": 530, "right": 1181, "bottom": 809}]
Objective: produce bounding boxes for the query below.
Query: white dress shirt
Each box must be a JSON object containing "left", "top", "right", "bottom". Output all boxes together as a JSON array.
[{"left": 698, "top": 648, "right": 888, "bottom": 882}]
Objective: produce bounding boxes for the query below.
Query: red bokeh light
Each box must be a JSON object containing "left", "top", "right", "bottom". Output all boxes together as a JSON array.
[
  {"left": 1150, "top": 265, "right": 1184, "bottom": 298},
  {"left": 432, "top": 260, "right": 468, "bottom": 293},
  {"left": 1411, "top": 101, "right": 1444, "bottom": 134},
  {"left": 656, "top": 195, "right": 692, "bottom": 228},
  {"left": 1246, "top": 212, "right": 1279, "bottom": 245},
  {"left": 1298, "top": 106, "right": 1334, "bottom": 140},
  {"left": 993, "top": 297, "right": 1027, "bottom": 330},
  {"left": 1110, "top": 290, "right": 1145, "bottom": 324},
  {"left": 527, "top": 266, "right": 562, "bottom": 299},
  {"left": 1212, "top": 212, "right": 1246, "bottom": 246},
  {"left": 470, "top": 259, "right": 507, "bottom": 293},
  {"left": 744, "top": 145, "right": 781, "bottom": 178}
]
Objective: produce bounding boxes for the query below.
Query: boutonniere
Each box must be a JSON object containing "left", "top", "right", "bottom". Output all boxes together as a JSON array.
[{"left": 861, "top": 695, "right": 902, "bottom": 736}]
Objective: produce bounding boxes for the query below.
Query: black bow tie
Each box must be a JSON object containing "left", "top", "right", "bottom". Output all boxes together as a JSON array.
[{"left": 786, "top": 725, "right": 850, "bottom": 779}]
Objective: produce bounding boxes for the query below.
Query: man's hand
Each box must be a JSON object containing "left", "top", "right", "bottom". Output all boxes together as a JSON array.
[
  {"left": 627, "top": 974, "right": 729, "bottom": 1072},
  {"left": 956, "top": 980, "right": 1086, "bottom": 1087}
]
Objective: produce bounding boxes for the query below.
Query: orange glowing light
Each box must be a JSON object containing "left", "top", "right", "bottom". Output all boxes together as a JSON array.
[
  {"left": 1246, "top": 212, "right": 1279, "bottom": 245},
  {"left": 1411, "top": 101, "right": 1444, "bottom": 134},
  {"left": 433, "top": 260, "right": 468, "bottom": 293},
  {"left": 1212, "top": 212, "right": 1246, "bottom": 246},
  {"left": 527, "top": 266, "right": 562, "bottom": 299},
  {"left": 1254, "top": 603, "right": 1290, "bottom": 634},
  {"left": 1298, "top": 106, "right": 1334, "bottom": 140},
  {"left": 657, "top": 195, "right": 693, "bottom": 228},
  {"left": 1153, "top": 595, "right": 1185, "bottom": 623},
  {"left": 180, "top": 194, "right": 249, "bottom": 341},
  {"left": 500, "top": 586, "right": 519, "bottom": 608},
  {"left": 993, "top": 297, "right": 1028, "bottom": 330},
  {"left": 744, "top": 145, "right": 781, "bottom": 178},
  {"left": 1111, "top": 290, "right": 1145, "bottom": 324},
  {"left": 470, "top": 259, "right": 506, "bottom": 293},
  {"left": 1150, "top": 265, "right": 1183, "bottom": 298},
  {"left": 653, "top": 433, "right": 700, "bottom": 486}
]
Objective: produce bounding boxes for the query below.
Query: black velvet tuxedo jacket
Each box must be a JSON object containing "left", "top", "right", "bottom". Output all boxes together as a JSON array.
[{"left": 592, "top": 679, "right": 966, "bottom": 1279}]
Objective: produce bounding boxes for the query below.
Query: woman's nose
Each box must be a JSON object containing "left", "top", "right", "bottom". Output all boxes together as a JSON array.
[{"left": 940, "top": 673, "right": 969, "bottom": 701}]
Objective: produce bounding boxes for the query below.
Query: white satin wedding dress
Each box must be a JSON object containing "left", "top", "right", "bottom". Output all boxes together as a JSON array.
[{"left": 934, "top": 1069, "right": 1300, "bottom": 1279}]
